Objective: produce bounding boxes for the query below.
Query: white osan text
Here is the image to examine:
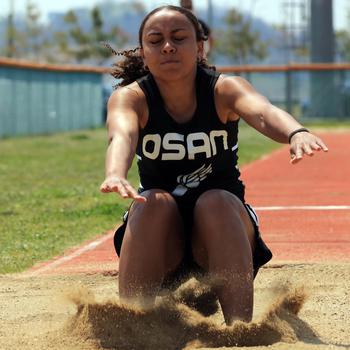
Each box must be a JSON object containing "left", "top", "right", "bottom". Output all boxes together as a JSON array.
[{"left": 142, "top": 131, "right": 228, "bottom": 160}]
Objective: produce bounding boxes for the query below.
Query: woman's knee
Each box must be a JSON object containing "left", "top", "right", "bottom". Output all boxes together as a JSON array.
[
  {"left": 123, "top": 189, "right": 184, "bottom": 270},
  {"left": 130, "top": 189, "right": 179, "bottom": 218},
  {"left": 193, "top": 189, "right": 255, "bottom": 247},
  {"left": 127, "top": 189, "right": 183, "bottom": 243},
  {"left": 195, "top": 189, "right": 244, "bottom": 217}
]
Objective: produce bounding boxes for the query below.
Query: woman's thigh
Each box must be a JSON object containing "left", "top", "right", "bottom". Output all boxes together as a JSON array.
[
  {"left": 121, "top": 189, "right": 186, "bottom": 274},
  {"left": 191, "top": 189, "right": 255, "bottom": 270}
]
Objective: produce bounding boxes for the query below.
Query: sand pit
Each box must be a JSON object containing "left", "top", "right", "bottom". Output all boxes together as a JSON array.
[{"left": 0, "top": 263, "right": 349, "bottom": 350}]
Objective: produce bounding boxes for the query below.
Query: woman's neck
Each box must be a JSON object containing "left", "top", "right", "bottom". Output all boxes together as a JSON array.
[{"left": 154, "top": 70, "right": 197, "bottom": 123}]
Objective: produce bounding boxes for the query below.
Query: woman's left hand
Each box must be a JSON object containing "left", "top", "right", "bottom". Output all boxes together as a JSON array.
[{"left": 289, "top": 132, "right": 328, "bottom": 164}]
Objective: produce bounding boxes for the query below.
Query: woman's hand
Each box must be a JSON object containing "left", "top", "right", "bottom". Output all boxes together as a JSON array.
[
  {"left": 289, "top": 132, "right": 328, "bottom": 164},
  {"left": 100, "top": 175, "right": 147, "bottom": 202}
]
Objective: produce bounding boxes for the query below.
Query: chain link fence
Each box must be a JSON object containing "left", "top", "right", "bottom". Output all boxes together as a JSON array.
[{"left": 220, "top": 63, "right": 350, "bottom": 120}]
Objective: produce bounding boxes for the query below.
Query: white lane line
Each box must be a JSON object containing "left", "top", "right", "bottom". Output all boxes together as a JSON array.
[
  {"left": 24, "top": 205, "right": 349, "bottom": 276},
  {"left": 255, "top": 205, "right": 350, "bottom": 211},
  {"left": 27, "top": 231, "right": 114, "bottom": 276}
]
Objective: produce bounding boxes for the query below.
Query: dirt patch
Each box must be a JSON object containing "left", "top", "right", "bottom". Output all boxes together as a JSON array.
[{"left": 0, "top": 263, "right": 349, "bottom": 350}]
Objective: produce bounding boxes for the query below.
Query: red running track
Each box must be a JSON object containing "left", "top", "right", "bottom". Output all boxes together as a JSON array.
[
  {"left": 242, "top": 132, "right": 350, "bottom": 263},
  {"left": 27, "top": 132, "right": 350, "bottom": 276}
]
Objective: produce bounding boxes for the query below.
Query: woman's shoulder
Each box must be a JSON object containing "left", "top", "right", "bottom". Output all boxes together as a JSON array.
[
  {"left": 215, "top": 74, "right": 254, "bottom": 98},
  {"left": 109, "top": 81, "right": 147, "bottom": 108},
  {"left": 216, "top": 74, "right": 250, "bottom": 89},
  {"left": 214, "top": 75, "right": 254, "bottom": 122},
  {"left": 107, "top": 81, "right": 148, "bottom": 123}
]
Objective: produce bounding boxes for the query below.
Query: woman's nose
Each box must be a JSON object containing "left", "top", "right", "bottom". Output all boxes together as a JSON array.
[{"left": 161, "top": 41, "right": 176, "bottom": 54}]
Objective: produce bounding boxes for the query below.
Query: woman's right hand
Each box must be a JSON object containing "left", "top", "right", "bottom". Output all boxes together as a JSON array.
[{"left": 100, "top": 175, "right": 147, "bottom": 203}]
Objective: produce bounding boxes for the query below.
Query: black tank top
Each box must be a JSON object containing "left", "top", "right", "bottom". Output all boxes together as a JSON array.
[{"left": 136, "top": 66, "right": 245, "bottom": 203}]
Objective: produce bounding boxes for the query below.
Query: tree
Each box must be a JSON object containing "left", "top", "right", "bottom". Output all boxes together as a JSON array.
[
  {"left": 59, "top": 6, "right": 128, "bottom": 63},
  {"left": 24, "top": 1, "right": 45, "bottom": 59},
  {"left": 4, "top": 4, "right": 17, "bottom": 57},
  {"left": 335, "top": 7, "right": 350, "bottom": 61},
  {"left": 272, "top": 23, "right": 309, "bottom": 62},
  {"left": 2, "top": 1, "right": 49, "bottom": 60},
  {"left": 215, "top": 8, "right": 267, "bottom": 64},
  {"left": 60, "top": 10, "right": 90, "bottom": 61},
  {"left": 336, "top": 31, "right": 350, "bottom": 61}
]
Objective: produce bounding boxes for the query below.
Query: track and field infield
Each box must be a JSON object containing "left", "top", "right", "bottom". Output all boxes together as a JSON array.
[
  {"left": 25, "top": 132, "right": 350, "bottom": 276},
  {"left": 3, "top": 132, "right": 348, "bottom": 350}
]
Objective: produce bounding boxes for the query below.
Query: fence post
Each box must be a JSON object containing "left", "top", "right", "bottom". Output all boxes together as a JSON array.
[{"left": 286, "top": 67, "right": 292, "bottom": 114}]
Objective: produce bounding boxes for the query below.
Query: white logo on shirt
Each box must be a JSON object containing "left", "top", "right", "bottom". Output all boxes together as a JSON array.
[
  {"left": 172, "top": 163, "right": 213, "bottom": 196},
  {"left": 142, "top": 130, "right": 228, "bottom": 160}
]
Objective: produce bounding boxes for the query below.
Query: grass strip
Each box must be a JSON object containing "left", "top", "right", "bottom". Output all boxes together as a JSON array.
[{"left": 0, "top": 121, "right": 308, "bottom": 273}]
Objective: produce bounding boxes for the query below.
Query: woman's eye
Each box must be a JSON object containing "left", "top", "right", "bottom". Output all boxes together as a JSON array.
[
  {"left": 150, "top": 40, "right": 161, "bottom": 45},
  {"left": 174, "top": 37, "right": 185, "bottom": 42}
]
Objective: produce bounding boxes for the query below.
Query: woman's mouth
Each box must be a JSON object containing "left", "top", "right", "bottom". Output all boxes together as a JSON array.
[{"left": 161, "top": 60, "right": 180, "bottom": 65}]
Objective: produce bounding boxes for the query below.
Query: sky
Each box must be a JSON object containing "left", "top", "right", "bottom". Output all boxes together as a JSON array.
[{"left": 0, "top": 0, "right": 349, "bottom": 30}]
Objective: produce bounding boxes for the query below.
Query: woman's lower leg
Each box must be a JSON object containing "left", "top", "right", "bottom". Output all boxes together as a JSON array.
[
  {"left": 118, "top": 190, "right": 184, "bottom": 305},
  {"left": 192, "top": 190, "right": 255, "bottom": 324}
]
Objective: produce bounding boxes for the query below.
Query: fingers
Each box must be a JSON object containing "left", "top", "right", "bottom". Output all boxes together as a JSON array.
[
  {"left": 120, "top": 180, "right": 147, "bottom": 202},
  {"left": 289, "top": 143, "right": 310, "bottom": 163},
  {"left": 133, "top": 195, "right": 147, "bottom": 203},
  {"left": 290, "top": 155, "right": 299, "bottom": 164},
  {"left": 315, "top": 138, "right": 329, "bottom": 152},
  {"left": 290, "top": 151, "right": 303, "bottom": 164},
  {"left": 100, "top": 178, "right": 147, "bottom": 202},
  {"left": 289, "top": 134, "right": 328, "bottom": 164},
  {"left": 99, "top": 178, "right": 120, "bottom": 193}
]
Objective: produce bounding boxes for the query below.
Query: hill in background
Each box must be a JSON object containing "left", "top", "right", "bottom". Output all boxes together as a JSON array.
[{"left": 0, "top": 0, "right": 304, "bottom": 65}]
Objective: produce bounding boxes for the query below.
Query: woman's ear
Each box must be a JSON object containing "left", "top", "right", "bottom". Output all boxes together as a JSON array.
[
  {"left": 139, "top": 47, "right": 147, "bottom": 66},
  {"left": 139, "top": 47, "right": 145, "bottom": 59}
]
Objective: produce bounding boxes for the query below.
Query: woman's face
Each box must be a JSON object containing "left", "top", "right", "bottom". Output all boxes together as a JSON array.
[{"left": 141, "top": 9, "right": 203, "bottom": 80}]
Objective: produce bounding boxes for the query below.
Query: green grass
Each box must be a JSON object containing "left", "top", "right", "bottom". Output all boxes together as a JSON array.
[
  {"left": 0, "top": 129, "right": 126, "bottom": 273},
  {"left": 237, "top": 124, "right": 281, "bottom": 165},
  {"left": 302, "top": 118, "right": 350, "bottom": 129},
  {"left": 0, "top": 123, "right": 290, "bottom": 274}
]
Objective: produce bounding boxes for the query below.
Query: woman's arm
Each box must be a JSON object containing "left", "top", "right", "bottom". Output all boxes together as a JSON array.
[
  {"left": 217, "top": 76, "right": 328, "bottom": 163},
  {"left": 100, "top": 85, "right": 146, "bottom": 202}
]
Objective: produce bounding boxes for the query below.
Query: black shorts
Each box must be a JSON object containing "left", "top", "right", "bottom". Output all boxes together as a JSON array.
[{"left": 114, "top": 194, "right": 272, "bottom": 287}]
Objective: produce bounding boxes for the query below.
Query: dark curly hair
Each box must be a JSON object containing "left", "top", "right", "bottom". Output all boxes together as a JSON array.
[{"left": 104, "top": 5, "right": 215, "bottom": 87}]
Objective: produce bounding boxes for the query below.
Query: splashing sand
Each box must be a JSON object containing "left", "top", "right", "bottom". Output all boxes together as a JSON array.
[
  {"left": 58, "top": 278, "right": 313, "bottom": 350},
  {"left": 2, "top": 264, "right": 349, "bottom": 350}
]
